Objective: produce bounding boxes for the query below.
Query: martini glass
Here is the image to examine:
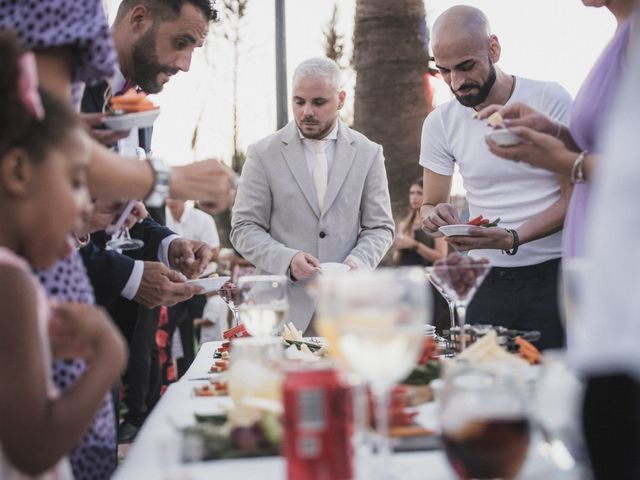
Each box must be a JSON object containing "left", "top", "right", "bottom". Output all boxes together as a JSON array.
[
  {"left": 430, "top": 255, "right": 491, "bottom": 351},
  {"left": 425, "top": 267, "right": 456, "bottom": 330},
  {"left": 105, "top": 146, "right": 146, "bottom": 251},
  {"left": 219, "top": 281, "right": 240, "bottom": 327},
  {"left": 237, "top": 275, "right": 289, "bottom": 338}
]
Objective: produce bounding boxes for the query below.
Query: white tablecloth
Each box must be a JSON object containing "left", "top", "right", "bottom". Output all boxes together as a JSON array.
[{"left": 113, "top": 342, "right": 571, "bottom": 479}]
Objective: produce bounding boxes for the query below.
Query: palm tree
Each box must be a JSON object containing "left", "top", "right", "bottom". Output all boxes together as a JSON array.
[{"left": 353, "top": 0, "right": 432, "bottom": 219}]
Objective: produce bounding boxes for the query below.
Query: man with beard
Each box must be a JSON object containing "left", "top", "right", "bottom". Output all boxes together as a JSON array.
[
  {"left": 419, "top": 5, "right": 572, "bottom": 350},
  {"left": 231, "top": 57, "right": 394, "bottom": 334},
  {"left": 80, "top": 0, "right": 217, "bottom": 443}
]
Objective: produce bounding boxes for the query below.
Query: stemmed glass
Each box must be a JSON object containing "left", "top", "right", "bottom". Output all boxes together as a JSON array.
[
  {"left": 237, "top": 275, "right": 289, "bottom": 337},
  {"left": 321, "top": 267, "right": 430, "bottom": 479},
  {"left": 105, "top": 146, "right": 146, "bottom": 251},
  {"left": 425, "top": 267, "right": 456, "bottom": 330},
  {"left": 440, "top": 369, "right": 530, "bottom": 480},
  {"left": 429, "top": 256, "right": 491, "bottom": 351},
  {"left": 219, "top": 281, "right": 240, "bottom": 328}
]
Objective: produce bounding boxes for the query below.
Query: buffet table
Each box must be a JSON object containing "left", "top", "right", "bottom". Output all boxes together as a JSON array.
[{"left": 113, "top": 342, "right": 573, "bottom": 479}]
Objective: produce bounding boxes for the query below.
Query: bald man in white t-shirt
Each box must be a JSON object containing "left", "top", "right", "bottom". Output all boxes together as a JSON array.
[{"left": 420, "top": 6, "right": 573, "bottom": 349}]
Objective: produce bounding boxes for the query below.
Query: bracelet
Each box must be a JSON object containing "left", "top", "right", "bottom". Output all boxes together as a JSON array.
[
  {"left": 145, "top": 154, "right": 171, "bottom": 207},
  {"left": 502, "top": 228, "right": 519, "bottom": 256},
  {"left": 570, "top": 150, "right": 588, "bottom": 184}
]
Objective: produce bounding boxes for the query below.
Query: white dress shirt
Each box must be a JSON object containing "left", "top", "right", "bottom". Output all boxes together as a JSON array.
[{"left": 298, "top": 121, "right": 339, "bottom": 178}]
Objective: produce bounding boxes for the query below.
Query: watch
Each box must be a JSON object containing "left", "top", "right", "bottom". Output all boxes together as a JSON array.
[{"left": 145, "top": 154, "right": 171, "bottom": 207}]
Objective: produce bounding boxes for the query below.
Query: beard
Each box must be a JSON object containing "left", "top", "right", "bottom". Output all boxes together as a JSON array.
[
  {"left": 130, "top": 26, "right": 178, "bottom": 94},
  {"left": 452, "top": 62, "right": 497, "bottom": 108}
]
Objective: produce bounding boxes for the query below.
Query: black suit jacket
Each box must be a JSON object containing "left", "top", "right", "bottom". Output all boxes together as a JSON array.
[{"left": 81, "top": 81, "right": 172, "bottom": 308}]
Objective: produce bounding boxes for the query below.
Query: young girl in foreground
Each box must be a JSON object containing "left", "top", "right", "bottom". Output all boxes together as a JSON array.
[{"left": 0, "top": 32, "right": 126, "bottom": 479}]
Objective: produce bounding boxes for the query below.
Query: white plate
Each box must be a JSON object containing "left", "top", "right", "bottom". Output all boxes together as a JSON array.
[
  {"left": 485, "top": 128, "right": 522, "bottom": 146},
  {"left": 319, "top": 262, "right": 350, "bottom": 274},
  {"left": 186, "top": 275, "right": 230, "bottom": 293},
  {"left": 102, "top": 109, "right": 160, "bottom": 130},
  {"left": 438, "top": 224, "right": 473, "bottom": 236}
]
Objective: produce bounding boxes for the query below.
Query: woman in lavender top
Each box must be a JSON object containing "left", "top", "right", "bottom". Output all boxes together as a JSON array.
[{"left": 477, "top": 0, "right": 636, "bottom": 257}]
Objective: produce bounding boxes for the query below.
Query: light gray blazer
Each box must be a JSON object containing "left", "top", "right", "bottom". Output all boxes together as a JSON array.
[{"left": 230, "top": 120, "right": 394, "bottom": 333}]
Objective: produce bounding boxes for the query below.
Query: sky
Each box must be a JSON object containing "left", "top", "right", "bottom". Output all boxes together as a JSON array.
[{"left": 105, "top": 0, "right": 616, "bottom": 194}]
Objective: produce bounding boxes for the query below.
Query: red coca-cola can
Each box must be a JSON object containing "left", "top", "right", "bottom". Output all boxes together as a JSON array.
[{"left": 283, "top": 365, "right": 353, "bottom": 480}]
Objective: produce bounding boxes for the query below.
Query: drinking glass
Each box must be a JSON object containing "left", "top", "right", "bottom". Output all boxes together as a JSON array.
[
  {"left": 227, "top": 337, "right": 284, "bottom": 411},
  {"left": 440, "top": 369, "right": 530, "bottom": 480},
  {"left": 322, "top": 267, "right": 430, "bottom": 479},
  {"left": 425, "top": 266, "right": 456, "bottom": 330},
  {"left": 219, "top": 281, "right": 240, "bottom": 327},
  {"left": 237, "top": 275, "right": 289, "bottom": 337},
  {"left": 105, "top": 146, "right": 146, "bottom": 251},
  {"left": 429, "top": 256, "right": 491, "bottom": 351}
]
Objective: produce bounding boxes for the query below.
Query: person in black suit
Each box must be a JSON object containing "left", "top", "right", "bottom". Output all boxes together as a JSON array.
[{"left": 80, "top": 0, "right": 219, "bottom": 442}]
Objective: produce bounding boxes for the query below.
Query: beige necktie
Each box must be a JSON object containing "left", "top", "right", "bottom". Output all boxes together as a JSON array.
[{"left": 311, "top": 139, "right": 328, "bottom": 209}]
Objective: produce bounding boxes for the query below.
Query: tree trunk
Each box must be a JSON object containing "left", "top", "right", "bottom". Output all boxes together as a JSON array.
[{"left": 353, "top": 0, "right": 432, "bottom": 220}]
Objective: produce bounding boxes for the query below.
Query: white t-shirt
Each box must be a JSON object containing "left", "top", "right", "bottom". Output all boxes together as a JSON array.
[
  {"left": 419, "top": 76, "right": 573, "bottom": 267},
  {"left": 165, "top": 202, "right": 220, "bottom": 248}
]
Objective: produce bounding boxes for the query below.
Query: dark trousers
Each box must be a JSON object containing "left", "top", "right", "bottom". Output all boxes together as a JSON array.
[
  {"left": 466, "top": 258, "right": 565, "bottom": 350},
  {"left": 111, "top": 301, "right": 161, "bottom": 427},
  {"left": 583, "top": 374, "right": 640, "bottom": 480},
  {"left": 168, "top": 295, "right": 206, "bottom": 377}
]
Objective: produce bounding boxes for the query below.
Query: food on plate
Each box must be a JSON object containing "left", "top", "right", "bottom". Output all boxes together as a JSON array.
[
  {"left": 182, "top": 410, "right": 281, "bottom": 460},
  {"left": 193, "top": 381, "right": 228, "bottom": 397},
  {"left": 223, "top": 323, "right": 250, "bottom": 340},
  {"left": 209, "top": 358, "right": 229, "bottom": 373},
  {"left": 457, "top": 330, "right": 529, "bottom": 369},
  {"left": 487, "top": 111, "right": 504, "bottom": 128},
  {"left": 110, "top": 88, "right": 157, "bottom": 113},
  {"left": 466, "top": 215, "right": 500, "bottom": 228},
  {"left": 515, "top": 336, "right": 543, "bottom": 365},
  {"left": 281, "top": 322, "right": 327, "bottom": 356}
]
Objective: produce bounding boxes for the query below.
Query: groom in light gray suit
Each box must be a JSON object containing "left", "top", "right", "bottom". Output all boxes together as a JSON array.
[{"left": 231, "top": 57, "right": 394, "bottom": 334}]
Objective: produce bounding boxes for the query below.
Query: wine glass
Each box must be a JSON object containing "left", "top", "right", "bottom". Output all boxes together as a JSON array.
[
  {"left": 219, "top": 281, "right": 240, "bottom": 328},
  {"left": 429, "top": 255, "right": 491, "bottom": 351},
  {"left": 323, "top": 267, "right": 430, "bottom": 479},
  {"left": 105, "top": 146, "right": 146, "bottom": 251},
  {"left": 440, "top": 369, "right": 530, "bottom": 480},
  {"left": 425, "top": 266, "right": 456, "bottom": 330},
  {"left": 237, "top": 275, "right": 289, "bottom": 337}
]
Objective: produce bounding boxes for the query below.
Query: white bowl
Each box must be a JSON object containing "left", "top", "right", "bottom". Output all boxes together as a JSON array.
[
  {"left": 185, "top": 275, "right": 230, "bottom": 293},
  {"left": 438, "top": 224, "right": 473, "bottom": 237},
  {"left": 485, "top": 128, "right": 522, "bottom": 147},
  {"left": 102, "top": 109, "right": 161, "bottom": 130},
  {"left": 319, "top": 262, "right": 350, "bottom": 274}
]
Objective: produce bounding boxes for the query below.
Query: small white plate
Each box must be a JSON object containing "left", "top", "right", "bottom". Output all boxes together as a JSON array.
[
  {"left": 186, "top": 275, "right": 230, "bottom": 293},
  {"left": 438, "top": 224, "right": 473, "bottom": 237},
  {"left": 319, "top": 262, "right": 350, "bottom": 274},
  {"left": 485, "top": 128, "right": 522, "bottom": 146},
  {"left": 102, "top": 109, "right": 160, "bottom": 130}
]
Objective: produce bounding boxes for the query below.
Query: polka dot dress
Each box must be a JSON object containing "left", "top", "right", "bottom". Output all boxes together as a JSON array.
[
  {"left": 0, "top": 0, "right": 116, "bottom": 85},
  {"left": 35, "top": 251, "right": 117, "bottom": 480}
]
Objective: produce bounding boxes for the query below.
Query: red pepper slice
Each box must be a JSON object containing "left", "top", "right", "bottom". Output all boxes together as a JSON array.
[{"left": 467, "top": 215, "right": 485, "bottom": 226}]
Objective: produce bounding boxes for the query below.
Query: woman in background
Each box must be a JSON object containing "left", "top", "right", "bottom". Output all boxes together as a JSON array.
[{"left": 393, "top": 178, "right": 449, "bottom": 331}]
